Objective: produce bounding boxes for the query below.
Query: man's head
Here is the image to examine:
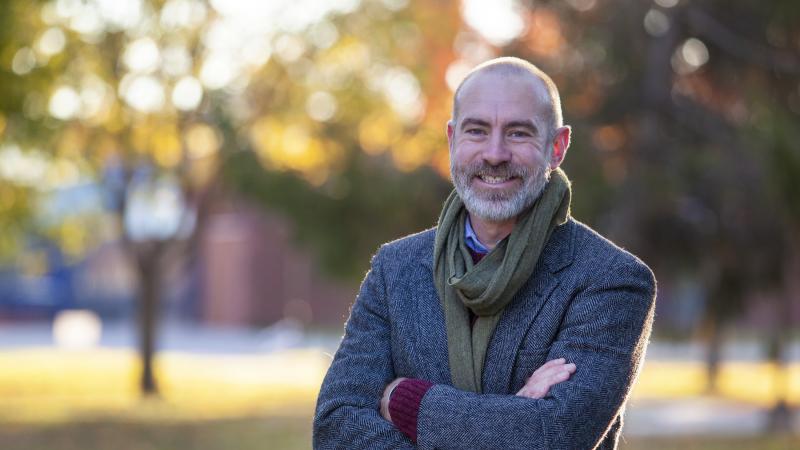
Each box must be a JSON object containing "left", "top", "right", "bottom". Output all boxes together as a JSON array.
[{"left": 447, "top": 57, "right": 570, "bottom": 223}]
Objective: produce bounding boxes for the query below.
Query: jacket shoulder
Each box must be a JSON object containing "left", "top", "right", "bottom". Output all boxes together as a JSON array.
[
  {"left": 377, "top": 226, "right": 436, "bottom": 261},
  {"left": 568, "top": 219, "right": 655, "bottom": 287}
]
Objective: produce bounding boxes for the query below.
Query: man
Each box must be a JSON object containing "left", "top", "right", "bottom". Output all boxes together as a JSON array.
[{"left": 313, "top": 57, "right": 656, "bottom": 449}]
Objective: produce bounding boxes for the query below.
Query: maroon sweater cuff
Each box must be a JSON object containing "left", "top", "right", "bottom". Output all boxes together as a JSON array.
[{"left": 388, "top": 378, "right": 434, "bottom": 442}]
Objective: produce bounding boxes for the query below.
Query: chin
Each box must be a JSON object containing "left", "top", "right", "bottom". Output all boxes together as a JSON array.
[{"left": 462, "top": 193, "right": 524, "bottom": 223}]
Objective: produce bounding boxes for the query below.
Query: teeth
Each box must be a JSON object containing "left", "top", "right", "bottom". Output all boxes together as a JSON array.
[{"left": 480, "top": 175, "right": 510, "bottom": 184}]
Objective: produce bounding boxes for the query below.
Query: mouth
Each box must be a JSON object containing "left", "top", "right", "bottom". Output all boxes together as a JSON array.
[{"left": 473, "top": 174, "right": 520, "bottom": 187}]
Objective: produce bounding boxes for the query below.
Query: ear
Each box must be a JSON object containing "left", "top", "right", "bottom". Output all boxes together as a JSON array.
[
  {"left": 549, "top": 125, "right": 571, "bottom": 169},
  {"left": 446, "top": 120, "right": 455, "bottom": 148}
]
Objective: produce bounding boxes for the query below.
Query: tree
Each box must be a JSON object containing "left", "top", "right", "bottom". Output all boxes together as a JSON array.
[
  {"left": 489, "top": 0, "right": 800, "bottom": 429},
  {"left": 1, "top": 0, "right": 462, "bottom": 395}
]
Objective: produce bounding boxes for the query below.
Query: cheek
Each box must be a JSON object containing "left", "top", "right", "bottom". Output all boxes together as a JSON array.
[
  {"left": 452, "top": 142, "right": 481, "bottom": 163},
  {"left": 513, "top": 146, "right": 548, "bottom": 168}
]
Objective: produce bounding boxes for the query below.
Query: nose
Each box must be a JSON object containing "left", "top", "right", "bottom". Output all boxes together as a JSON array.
[{"left": 482, "top": 131, "right": 511, "bottom": 166}]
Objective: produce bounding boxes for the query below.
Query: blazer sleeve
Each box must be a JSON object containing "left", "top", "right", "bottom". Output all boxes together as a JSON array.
[
  {"left": 415, "top": 256, "right": 657, "bottom": 450},
  {"left": 313, "top": 247, "right": 415, "bottom": 449}
]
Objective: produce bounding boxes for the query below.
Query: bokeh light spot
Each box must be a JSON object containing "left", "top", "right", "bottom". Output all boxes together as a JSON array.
[
  {"left": 172, "top": 76, "right": 204, "bottom": 111},
  {"left": 49, "top": 86, "right": 81, "bottom": 120}
]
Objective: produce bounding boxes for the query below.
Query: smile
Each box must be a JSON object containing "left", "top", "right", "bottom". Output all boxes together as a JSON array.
[{"left": 474, "top": 174, "right": 520, "bottom": 186}]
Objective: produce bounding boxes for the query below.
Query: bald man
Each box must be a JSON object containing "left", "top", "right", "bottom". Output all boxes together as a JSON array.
[{"left": 313, "top": 57, "right": 656, "bottom": 450}]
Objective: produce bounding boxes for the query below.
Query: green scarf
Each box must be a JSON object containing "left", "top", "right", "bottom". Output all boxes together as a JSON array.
[{"left": 433, "top": 168, "right": 571, "bottom": 393}]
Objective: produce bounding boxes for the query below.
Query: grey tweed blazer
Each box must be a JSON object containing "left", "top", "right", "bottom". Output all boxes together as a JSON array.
[{"left": 314, "top": 218, "right": 656, "bottom": 449}]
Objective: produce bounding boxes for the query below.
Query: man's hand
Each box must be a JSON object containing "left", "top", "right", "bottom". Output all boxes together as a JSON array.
[
  {"left": 516, "top": 358, "right": 576, "bottom": 399},
  {"left": 379, "top": 377, "right": 407, "bottom": 422}
]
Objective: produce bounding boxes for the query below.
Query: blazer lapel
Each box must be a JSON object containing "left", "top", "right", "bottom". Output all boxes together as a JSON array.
[
  {"left": 481, "top": 221, "right": 576, "bottom": 394},
  {"left": 414, "top": 244, "right": 452, "bottom": 384}
]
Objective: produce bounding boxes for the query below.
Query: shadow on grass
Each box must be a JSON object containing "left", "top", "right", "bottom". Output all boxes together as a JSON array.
[
  {"left": 0, "top": 416, "right": 312, "bottom": 450},
  {"left": 620, "top": 435, "right": 797, "bottom": 450},
  {"left": 0, "top": 416, "right": 796, "bottom": 450}
]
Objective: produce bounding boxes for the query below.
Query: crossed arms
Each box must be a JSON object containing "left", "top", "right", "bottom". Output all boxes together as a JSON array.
[{"left": 313, "top": 248, "right": 656, "bottom": 450}]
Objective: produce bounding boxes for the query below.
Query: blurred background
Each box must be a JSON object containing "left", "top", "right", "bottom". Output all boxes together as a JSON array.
[{"left": 0, "top": 0, "right": 798, "bottom": 448}]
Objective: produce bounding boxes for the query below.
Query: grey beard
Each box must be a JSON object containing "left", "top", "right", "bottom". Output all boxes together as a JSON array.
[{"left": 451, "top": 161, "right": 550, "bottom": 223}]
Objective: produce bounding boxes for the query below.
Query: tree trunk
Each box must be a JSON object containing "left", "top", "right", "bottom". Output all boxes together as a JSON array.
[
  {"left": 767, "top": 232, "right": 799, "bottom": 432},
  {"left": 766, "top": 322, "right": 791, "bottom": 432},
  {"left": 136, "top": 248, "right": 162, "bottom": 396},
  {"left": 703, "top": 316, "right": 722, "bottom": 394}
]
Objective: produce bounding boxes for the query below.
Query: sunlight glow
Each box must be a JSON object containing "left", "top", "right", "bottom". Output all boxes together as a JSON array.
[
  {"left": 644, "top": 9, "right": 670, "bottom": 37},
  {"left": 308, "top": 21, "right": 339, "bottom": 49},
  {"left": 274, "top": 34, "right": 306, "bottom": 64},
  {"left": 55, "top": 0, "right": 143, "bottom": 36},
  {"left": 209, "top": 0, "right": 359, "bottom": 34},
  {"left": 49, "top": 86, "right": 81, "bottom": 120},
  {"left": 188, "top": 0, "right": 356, "bottom": 90},
  {"left": 79, "top": 75, "right": 113, "bottom": 122},
  {"left": 242, "top": 37, "right": 273, "bottom": 67},
  {"left": 682, "top": 38, "right": 710, "bottom": 68},
  {"left": 369, "top": 66, "right": 424, "bottom": 124},
  {"left": 306, "top": 91, "right": 338, "bottom": 122},
  {"left": 94, "top": 0, "right": 144, "bottom": 31},
  {"left": 461, "top": 0, "right": 525, "bottom": 47},
  {"left": 200, "top": 53, "right": 238, "bottom": 90},
  {"left": 172, "top": 76, "right": 204, "bottom": 111},
  {"left": 0, "top": 146, "right": 49, "bottom": 187},
  {"left": 160, "top": 0, "right": 208, "bottom": 29},
  {"left": 120, "top": 74, "right": 165, "bottom": 113},
  {"left": 11, "top": 47, "right": 37, "bottom": 75},
  {"left": 68, "top": 6, "right": 104, "bottom": 38},
  {"left": 53, "top": 310, "right": 102, "bottom": 350},
  {"left": 161, "top": 44, "right": 193, "bottom": 77},
  {"left": 36, "top": 27, "right": 67, "bottom": 57},
  {"left": 445, "top": 59, "right": 473, "bottom": 92},
  {"left": 672, "top": 38, "right": 709, "bottom": 74},
  {"left": 123, "top": 37, "right": 161, "bottom": 74}
]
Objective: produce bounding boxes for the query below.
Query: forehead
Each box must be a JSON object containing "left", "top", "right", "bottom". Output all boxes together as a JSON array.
[{"left": 457, "top": 71, "right": 550, "bottom": 124}]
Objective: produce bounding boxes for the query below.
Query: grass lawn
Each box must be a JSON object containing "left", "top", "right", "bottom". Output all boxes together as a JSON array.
[
  {"left": 620, "top": 435, "right": 798, "bottom": 450},
  {"left": 0, "top": 417, "right": 795, "bottom": 450},
  {"left": 0, "top": 416, "right": 311, "bottom": 450},
  {"left": 0, "top": 347, "right": 796, "bottom": 449}
]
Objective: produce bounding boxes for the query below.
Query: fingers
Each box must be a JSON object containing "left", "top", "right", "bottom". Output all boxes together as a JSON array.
[
  {"left": 531, "top": 358, "right": 566, "bottom": 376},
  {"left": 516, "top": 359, "right": 576, "bottom": 399},
  {"left": 530, "top": 361, "right": 576, "bottom": 383}
]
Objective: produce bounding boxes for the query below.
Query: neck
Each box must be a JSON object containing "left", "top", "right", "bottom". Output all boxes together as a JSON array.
[{"left": 468, "top": 213, "right": 516, "bottom": 251}]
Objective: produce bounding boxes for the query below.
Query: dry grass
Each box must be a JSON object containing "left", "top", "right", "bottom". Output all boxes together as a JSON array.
[
  {"left": 0, "top": 348, "right": 797, "bottom": 449},
  {"left": 0, "top": 348, "right": 327, "bottom": 423},
  {"left": 0, "top": 417, "right": 794, "bottom": 450},
  {"left": 633, "top": 360, "right": 800, "bottom": 407}
]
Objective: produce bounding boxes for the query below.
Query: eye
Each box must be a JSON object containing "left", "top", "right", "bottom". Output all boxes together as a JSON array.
[
  {"left": 508, "top": 130, "right": 532, "bottom": 138},
  {"left": 465, "top": 128, "right": 486, "bottom": 136}
]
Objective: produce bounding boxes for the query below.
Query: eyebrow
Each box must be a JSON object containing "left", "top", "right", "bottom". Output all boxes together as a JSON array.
[{"left": 460, "top": 118, "right": 491, "bottom": 130}]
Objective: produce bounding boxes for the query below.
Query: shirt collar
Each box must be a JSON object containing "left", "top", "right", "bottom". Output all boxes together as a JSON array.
[{"left": 464, "top": 215, "right": 490, "bottom": 254}]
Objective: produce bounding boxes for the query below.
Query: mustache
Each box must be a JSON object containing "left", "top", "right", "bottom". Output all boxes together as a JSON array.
[{"left": 462, "top": 161, "right": 531, "bottom": 179}]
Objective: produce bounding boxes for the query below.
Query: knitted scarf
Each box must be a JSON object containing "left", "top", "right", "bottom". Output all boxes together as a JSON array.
[{"left": 432, "top": 168, "right": 571, "bottom": 393}]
